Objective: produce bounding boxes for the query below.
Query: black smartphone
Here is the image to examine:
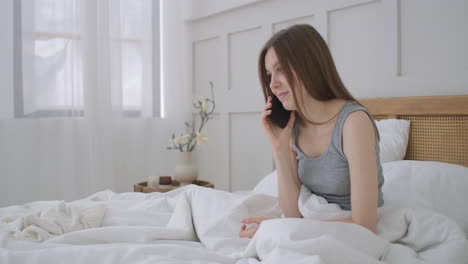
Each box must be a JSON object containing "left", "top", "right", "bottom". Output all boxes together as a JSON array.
[{"left": 267, "top": 95, "right": 291, "bottom": 128}]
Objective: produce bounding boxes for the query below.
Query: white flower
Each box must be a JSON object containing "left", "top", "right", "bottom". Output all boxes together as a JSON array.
[
  {"left": 173, "top": 134, "right": 191, "bottom": 146},
  {"left": 172, "top": 136, "right": 182, "bottom": 146},
  {"left": 168, "top": 83, "right": 215, "bottom": 152},
  {"left": 196, "top": 131, "right": 208, "bottom": 145},
  {"left": 199, "top": 96, "right": 209, "bottom": 103},
  {"left": 201, "top": 101, "right": 209, "bottom": 113},
  {"left": 198, "top": 97, "right": 210, "bottom": 113}
]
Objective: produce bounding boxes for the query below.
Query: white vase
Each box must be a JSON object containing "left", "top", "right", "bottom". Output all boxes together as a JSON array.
[{"left": 173, "top": 152, "right": 198, "bottom": 185}]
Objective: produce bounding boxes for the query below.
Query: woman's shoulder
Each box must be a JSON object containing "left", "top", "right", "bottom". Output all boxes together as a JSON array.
[
  {"left": 341, "top": 110, "right": 377, "bottom": 152},
  {"left": 342, "top": 110, "right": 374, "bottom": 131}
]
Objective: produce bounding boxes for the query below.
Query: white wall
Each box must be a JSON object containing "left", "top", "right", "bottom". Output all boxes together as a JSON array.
[
  {"left": 185, "top": 0, "right": 264, "bottom": 21},
  {"left": 186, "top": 0, "right": 468, "bottom": 191}
]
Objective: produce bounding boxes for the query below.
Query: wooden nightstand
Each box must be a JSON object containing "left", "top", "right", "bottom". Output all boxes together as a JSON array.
[{"left": 134, "top": 179, "right": 214, "bottom": 193}]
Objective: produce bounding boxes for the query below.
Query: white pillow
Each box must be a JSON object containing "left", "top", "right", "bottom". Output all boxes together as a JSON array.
[
  {"left": 382, "top": 160, "right": 468, "bottom": 236},
  {"left": 375, "top": 119, "right": 411, "bottom": 163}
]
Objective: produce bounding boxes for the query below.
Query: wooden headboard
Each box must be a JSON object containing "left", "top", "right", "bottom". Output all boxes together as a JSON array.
[{"left": 359, "top": 95, "right": 468, "bottom": 167}]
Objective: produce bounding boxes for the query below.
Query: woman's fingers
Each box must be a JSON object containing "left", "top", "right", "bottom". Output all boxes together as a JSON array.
[
  {"left": 240, "top": 216, "right": 275, "bottom": 238},
  {"left": 239, "top": 230, "right": 248, "bottom": 238},
  {"left": 241, "top": 218, "right": 262, "bottom": 224},
  {"left": 263, "top": 96, "right": 272, "bottom": 111},
  {"left": 239, "top": 224, "right": 260, "bottom": 238},
  {"left": 262, "top": 100, "right": 272, "bottom": 118},
  {"left": 241, "top": 216, "right": 271, "bottom": 224},
  {"left": 261, "top": 108, "right": 273, "bottom": 133},
  {"left": 261, "top": 110, "right": 272, "bottom": 119}
]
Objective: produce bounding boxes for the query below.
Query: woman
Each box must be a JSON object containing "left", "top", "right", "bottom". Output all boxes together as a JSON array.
[{"left": 239, "top": 24, "right": 384, "bottom": 238}]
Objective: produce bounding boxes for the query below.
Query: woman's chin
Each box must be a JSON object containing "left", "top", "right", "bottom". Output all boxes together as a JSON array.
[{"left": 283, "top": 103, "right": 295, "bottom": 111}]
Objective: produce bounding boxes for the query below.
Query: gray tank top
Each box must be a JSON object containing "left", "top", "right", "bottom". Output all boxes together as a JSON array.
[{"left": 293, "top": 100, "right": 384, "bottom": 210}]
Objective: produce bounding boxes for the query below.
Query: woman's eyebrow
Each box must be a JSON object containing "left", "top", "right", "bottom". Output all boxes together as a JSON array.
[{"left": 266, "top": 62, "right": 279, "bottom": 72}]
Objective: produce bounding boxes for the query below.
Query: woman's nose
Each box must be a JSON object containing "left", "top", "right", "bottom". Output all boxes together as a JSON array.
[{"left": 269, "top": 75, "right": 280, "bottom": 90}]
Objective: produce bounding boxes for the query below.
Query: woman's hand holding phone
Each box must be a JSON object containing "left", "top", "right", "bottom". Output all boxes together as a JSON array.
[{"left": 261, "top": 96, "right": 296, "bottom": 153}]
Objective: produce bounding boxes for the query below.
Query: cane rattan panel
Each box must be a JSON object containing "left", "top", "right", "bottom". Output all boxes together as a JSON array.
[
  {"left": 373, "top": 115, "right": 390, "bottom": 121},
  {"left": 401, "top": 115, "right": 467, "bottom": 167}
]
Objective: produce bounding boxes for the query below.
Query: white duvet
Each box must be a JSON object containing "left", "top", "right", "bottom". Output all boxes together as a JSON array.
[{"left": 1, "top": 182, "right": 467, "bottom": 264}]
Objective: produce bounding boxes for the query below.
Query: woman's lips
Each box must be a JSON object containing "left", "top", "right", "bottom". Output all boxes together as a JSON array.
[{"left": 278, "top": 91, "right": 289, "bottom": 99}]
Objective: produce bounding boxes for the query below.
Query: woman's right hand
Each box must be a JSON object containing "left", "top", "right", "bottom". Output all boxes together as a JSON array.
[{"left": 262, "top": 96, "right": 296, "bottom": 153}]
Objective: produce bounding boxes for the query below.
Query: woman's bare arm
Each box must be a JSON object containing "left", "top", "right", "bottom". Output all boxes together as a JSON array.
[
  {"left": 339, "top": 111, "right": 379, "bottom": 233},
  {"left": 274, "top": 137, "right": 302, "bottom": 218}
]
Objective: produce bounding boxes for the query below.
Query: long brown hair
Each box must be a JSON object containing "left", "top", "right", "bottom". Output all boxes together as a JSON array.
[{"left": 258, "top": 24, "right": 360, "bottom": 125}]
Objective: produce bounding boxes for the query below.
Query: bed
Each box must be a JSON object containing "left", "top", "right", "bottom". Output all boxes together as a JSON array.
[
  {"left": 360, "top": 94, "right": 468, "bottom": 167},
  {"left": 1, "top": 95, "right": 468, "bottom": 264}
]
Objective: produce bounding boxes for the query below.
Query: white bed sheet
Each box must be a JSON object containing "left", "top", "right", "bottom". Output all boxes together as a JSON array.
[{"left": 1, "top": 182, "right": 467, "bottom": 264}]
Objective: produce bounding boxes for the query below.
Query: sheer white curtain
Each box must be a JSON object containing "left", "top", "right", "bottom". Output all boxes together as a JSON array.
[{"left": 0, "top": 0, "right": 167, "bottom": 206}]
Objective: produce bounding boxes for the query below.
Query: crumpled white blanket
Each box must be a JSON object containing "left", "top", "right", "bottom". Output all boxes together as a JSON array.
[
  {"left": 238, "top": 185, "right": 387, "bottom": 263},
  {"left": 0, "top": 185, "right": 467, "bottom": 264},
  {"left": 298, "top": 185, "right": 352, "bottom": 220},
  {"left": 0, "top": 200, "right": 106, "bottom": 243},
  {"left": 285, "top": 184, "right": 468, "bottom": 263}
]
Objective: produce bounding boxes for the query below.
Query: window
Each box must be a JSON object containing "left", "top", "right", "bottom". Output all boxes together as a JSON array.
[
  {"left": 13, "top": 0, "right": 160, "bottom": 118},
  {"left": 119, "top": 0, "right": 159, "bottom": 117}
]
